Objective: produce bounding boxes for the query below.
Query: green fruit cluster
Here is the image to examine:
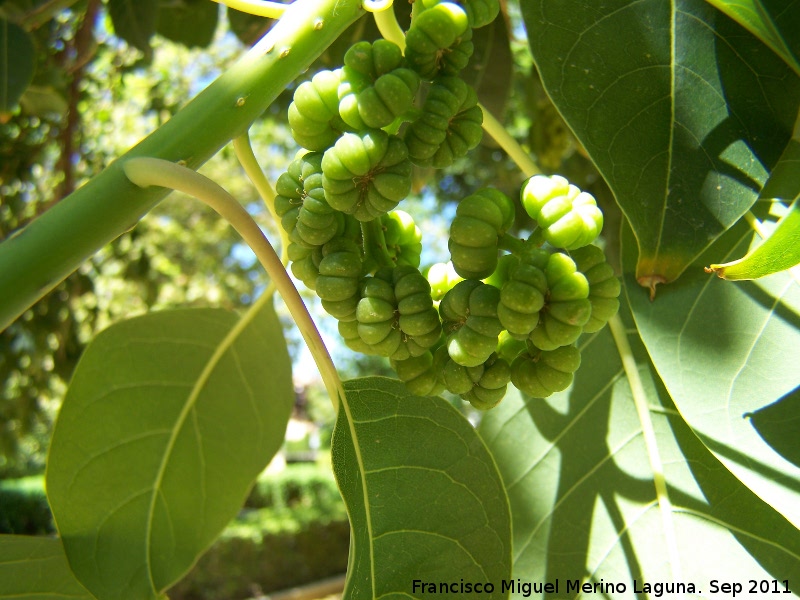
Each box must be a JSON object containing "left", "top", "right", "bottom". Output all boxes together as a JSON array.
[{"left": 276, "top": 5, "right": 618, "bottom": 411}]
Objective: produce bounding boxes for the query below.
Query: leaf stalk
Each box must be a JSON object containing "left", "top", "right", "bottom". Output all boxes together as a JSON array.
[{"left": 123, "top": 157, "right": 345, "bottom": 412}]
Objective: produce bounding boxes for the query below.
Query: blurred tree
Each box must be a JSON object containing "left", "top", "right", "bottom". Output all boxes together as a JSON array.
[{"left": 0, "top": 0, "right": 605, "bottom": 477}]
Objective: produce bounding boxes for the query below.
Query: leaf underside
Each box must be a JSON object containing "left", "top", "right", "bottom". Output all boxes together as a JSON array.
[
  {"left": 623, "top": 217, "right": 800, "bottom": 531},
  {"left": 479, "top": 318, "right": 800, "bottom": 596},
  {"left": 46, "top": 306, "right": 294, "bottom": 600},
  {"left": 0, "top": 535, "right": 94, "bottom": 600},
  {"left": 332, "top": 377, "right": 512, "bottom": 599}
]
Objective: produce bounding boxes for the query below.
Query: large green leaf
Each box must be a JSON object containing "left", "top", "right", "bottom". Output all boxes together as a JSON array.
[
  {"left": 703, "top": 0, "right": 800, "bottom": 76},
  {"left": 0, "top": 535, "right": 93, "bottom": 599},
  {"left": 332, "top": 377, "right": 511, "bottom": 599},
  {"left": 46, "top": 304, "right": 294, "bottom": 600},
  {"left": 623, "top": 216, "right": 800, "bottom": 529},
  {"left": 0, "top": 18, "right": 35, "bottom": 113},
  {"left": 520, "top": 0, "right": 800, "bottom": 288},
  {"left": 479, "top": 315, "right": 800, "bottom": 596}
]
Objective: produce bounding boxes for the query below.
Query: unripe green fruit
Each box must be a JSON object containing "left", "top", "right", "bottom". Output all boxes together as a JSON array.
[
  {"left": 529, "top": 252, "right": 590, "bottom": 350},
  {"left": 422, "top": 0, "right": 500, "bottom": 28},
  {"left": 440, "top": 280, "right": 502, "bottom": 367},
  {"left": 496, "top": 330, "right": 527, "bottom": 363},
  {"left": 288, "top": 242, "right": 323, "bottom": 290},
  {"left": 441, "top": 352, "right": 510, "bottom": 410},
  {"left": 322, "top": 295, "right": 361, "bottom": 322},
  {"left": 404, "top": 77, "right": 482, "bottom": 168},
  {"left": 276, "top": 153, "right": 347, "bottom": 248},
  {"left": 521, "top": 174, "right": 603, "bottom": 249},
  {"left": 463, "top": 354, "right": 510, "bottom": 410},
  {"left": 441, "top": 354, "right": 484, "bottom": 395},
  {"left": 353, "top": 270, "right": 401, "bottom": 357},
  {"left": 394, "top": 266, "right": 443, "bottom": 350},
  {"left": 356, "top": 274, "right": 397, "bottom": 346},
  {"left": 425, "top": 262, "right": 463, "bottom": 301},
  {"left": 316, "top": 251, "right": 362, "bottom": 303},
  {"left": 288, "top": 69, "right": 349, "bottom": 151},
  {"left": 322, "top": 130, "right": 412, "bottom": 221},
  {"left": 382, "top": 210, "right": 422, "bottom": 268},
  {"left": 405, "top": 2, "right": 469, "bottom": 79},
  {"left": 339, "top": 319, "right": 372, "bottom": 354},
  {"left": 392, "top": 350, "right": 446, "bottom": 397},
  {"left": 570, "top": 244, "right": 621, "bottom": 333},
  {"left": 274, "top": 157, "right": 306, "bottom": 239},
  {"left": 510, "top": 345, "right": 581, "bottom": 398},
  {"left": 498, "top": 255, "right": 547, "bottom": 337},
  {"left": 440, "top": 26, "right": 474, "bottom": 76},
  {"left": 338, "top": 40, "right": 420, "bottom": 130},
  {"left": 448, "top": 188, "right": 515, "bottom": 280}
]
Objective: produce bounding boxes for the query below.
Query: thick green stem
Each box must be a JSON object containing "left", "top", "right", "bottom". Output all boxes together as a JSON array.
[
  {"left": 498, "top": 232, "right": 526, "bottom": 255},
  {"left": 372, "top": 4, "right": 405, "bottom": 50},
  {"left": 0, "top": 0, "right": 365, "bottom": 332},
  {"left": 124, "top": 158, "right": 345, "bottom": 413}
]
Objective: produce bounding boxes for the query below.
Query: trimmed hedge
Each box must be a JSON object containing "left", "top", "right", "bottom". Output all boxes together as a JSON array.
[
  {"left": 0, "top": 476, "right": 54, "bottom": 535},
  {"left": 167, "top": 514, "right": 349, "bottom": 599},
  {"left": 0, "top": 465, "right": 349, "bottom": 598},
  {"left": 245, "top": 462, "right": 343, "bottom": 513}
]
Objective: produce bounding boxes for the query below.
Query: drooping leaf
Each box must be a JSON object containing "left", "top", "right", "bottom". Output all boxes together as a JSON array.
[
  {"left": 479, "top": 314, "right": 800, "bottom": 592},
  {"left": 623, "top": 217, "right": 800, "bottom": 529},
  {"left": 157, "top": 0, "right": 219, "bottom": 49},
  {"left": 332, "top": 377, "right": 511, "bottom": 599},
  {"left": 108, "top": 0, "right": 158, "bottom": 59},
  {"left": 520, "top": 0, "right": 800, "bottom": 290},
  {"left": 703, "top": 0, "right": 800, "bottom": 77},
  {"left": 707, "top": 196, "right": 800, "bottom": 279},
  {"left": 46, "top": 304, "right": 294, "bottom": 600},
  {"left": 0, "top": 18, "right": 36, "bottom": 113},
  {"left": 707, "top": 128, "right": 800, "bottom": 279},
  {"left": 0, "top": 535, "right": 94, "bottom": 599}
]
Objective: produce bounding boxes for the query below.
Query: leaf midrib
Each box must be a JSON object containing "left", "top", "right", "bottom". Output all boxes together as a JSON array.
[{"left": 143, "top": 302, "right": 268, "bottom": 595}]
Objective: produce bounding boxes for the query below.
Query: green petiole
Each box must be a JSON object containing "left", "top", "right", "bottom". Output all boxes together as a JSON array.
[{"left": 123, "top": 157, "right": 346, "bottom": 413}]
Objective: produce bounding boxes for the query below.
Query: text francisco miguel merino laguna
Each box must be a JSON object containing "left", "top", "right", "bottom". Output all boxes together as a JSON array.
[{"left": 411, "top": 578, "right": 700, "bottom": 596}]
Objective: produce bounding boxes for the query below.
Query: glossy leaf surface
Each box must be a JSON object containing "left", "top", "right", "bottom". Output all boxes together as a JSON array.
[
  {"left": 703, "top": 0, "right": 800, "bottom": 76},
  {"left": 46, "top": 305, "right": 294, "bottom": 600},
  {"left": 521, "top": 0, "right": 800, "bottom": 287},
  {"left": 332, "top": 377, "right": 512, "bottom": 599}
]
